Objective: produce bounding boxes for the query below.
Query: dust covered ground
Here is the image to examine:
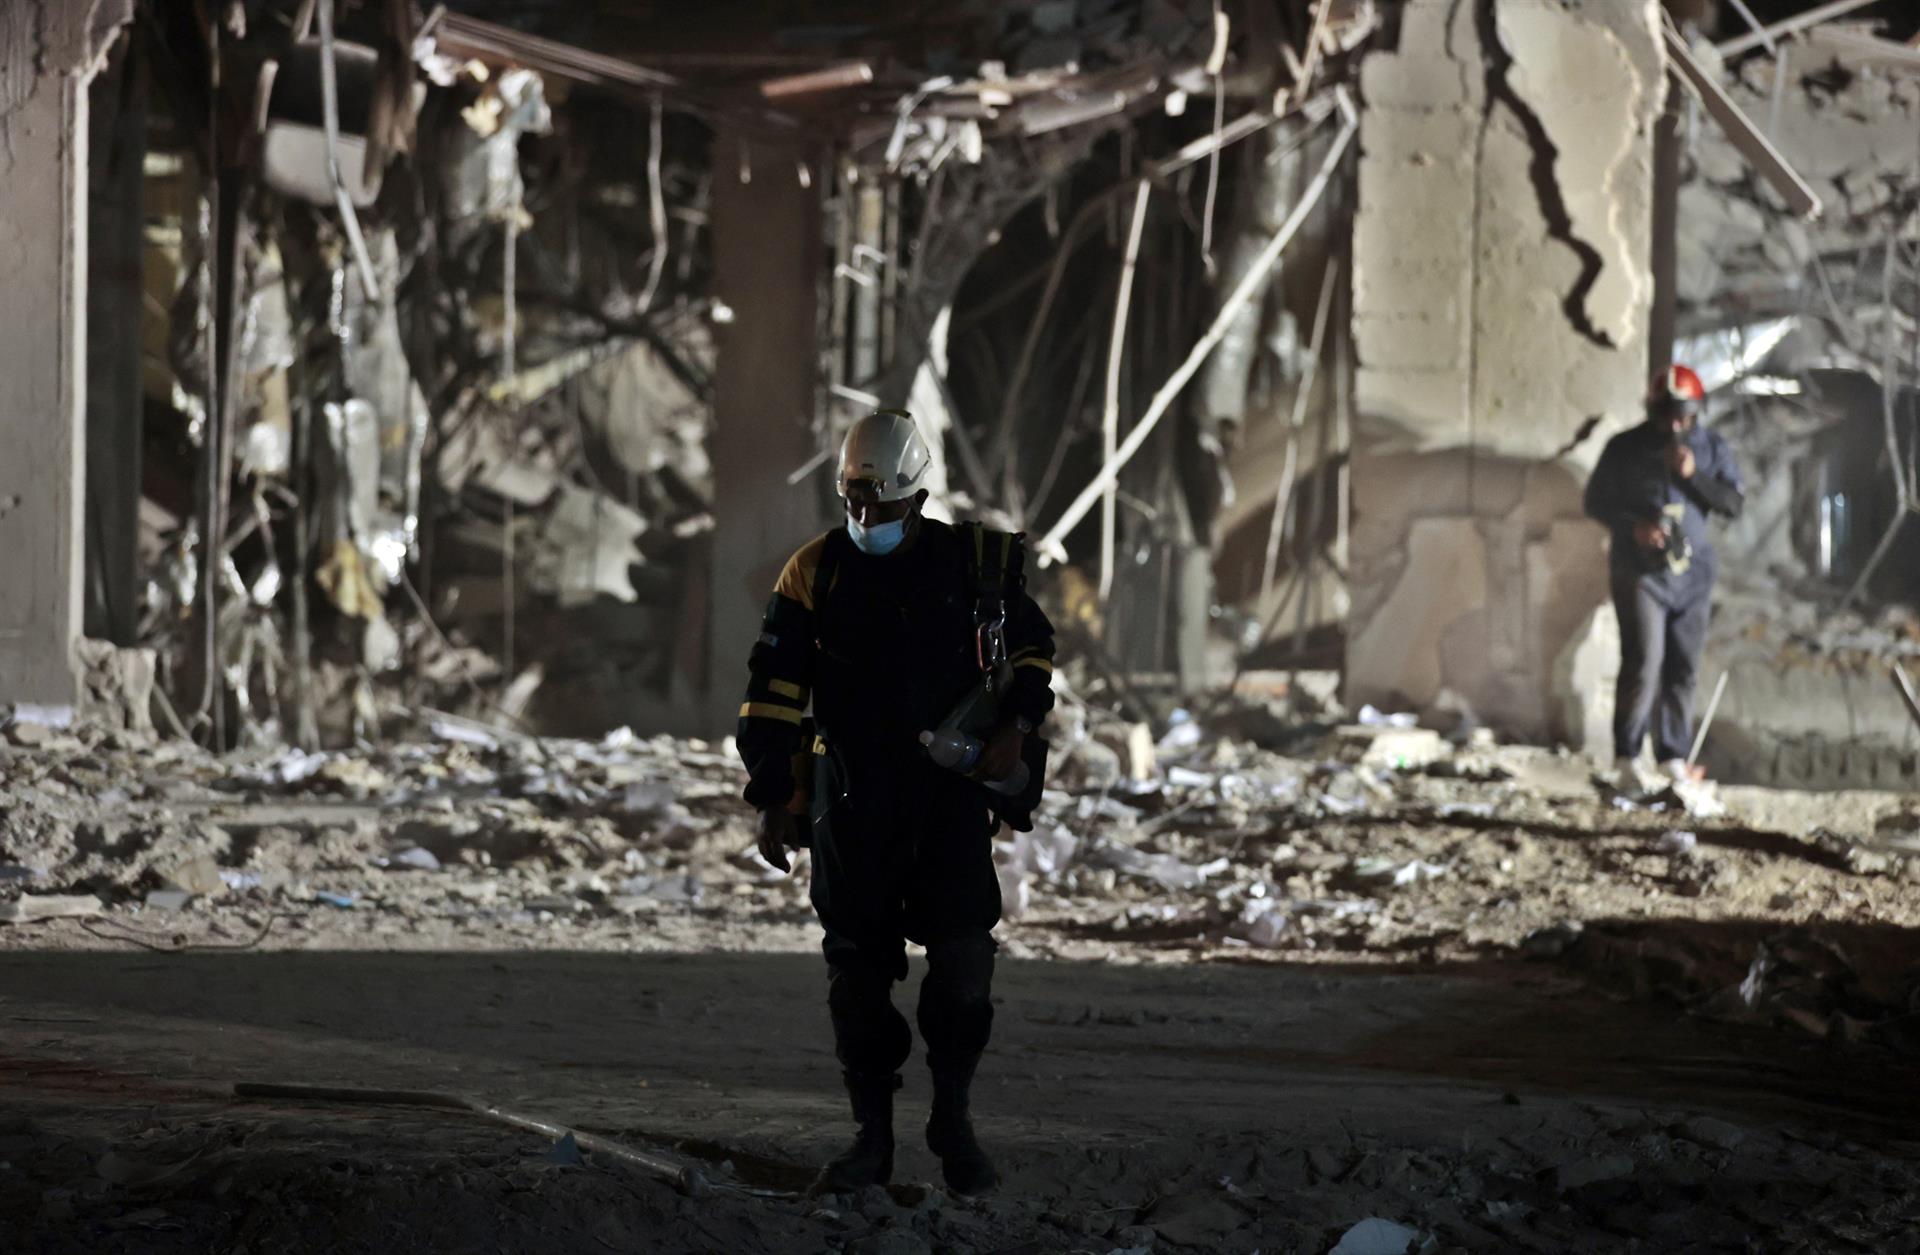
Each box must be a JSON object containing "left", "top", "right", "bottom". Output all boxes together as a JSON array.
[{"left": 3, "top": 717, "right": 1920, "bottom": 1252}]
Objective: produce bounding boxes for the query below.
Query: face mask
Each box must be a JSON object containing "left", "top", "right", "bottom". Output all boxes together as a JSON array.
[{"left": 848, "top": 514, "right": 908, "bottom": 555}]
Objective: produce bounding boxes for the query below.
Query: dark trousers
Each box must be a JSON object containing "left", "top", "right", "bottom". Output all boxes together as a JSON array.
[
  {"left": 1611, "top": 571, "right": 1712, "bottom": 762},
  {"left": 808, "top": 749, "right": 1002, "bottom": 1077}
]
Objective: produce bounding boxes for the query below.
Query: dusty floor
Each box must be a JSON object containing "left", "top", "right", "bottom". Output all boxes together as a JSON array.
[{"left": 3, "top": 720, "right": 1920, "bottom": 1252}]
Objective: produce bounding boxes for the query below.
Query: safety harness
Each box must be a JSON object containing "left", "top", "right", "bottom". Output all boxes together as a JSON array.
[
  {"left": 809, "top": 520, "right": 1021, "bottom": 687},
  {"left": 797, "top": 519, "right": 1043, "bottom": 831},
  {"left": 963, "top": 522, "right": 1016, "bottom": 695}
]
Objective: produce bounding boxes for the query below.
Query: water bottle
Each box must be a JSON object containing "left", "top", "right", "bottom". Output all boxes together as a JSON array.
[{"left": 919, "top": 729, "right": 1029, "bottom": 795}]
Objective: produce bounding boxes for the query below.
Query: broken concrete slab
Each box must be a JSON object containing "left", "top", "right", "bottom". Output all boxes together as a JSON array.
[
  {"left": 0, "top": 894, "right": 103, "bottom": 923},
  {"left": 1556, "top": 1152, "right": 1636, "bottom": 1192},
  {"left": 74, "top": 638, "right": 156, "bottom": 735},
  {"left": 1349, "top": 726, "right": 1451, "bottom": 773}
]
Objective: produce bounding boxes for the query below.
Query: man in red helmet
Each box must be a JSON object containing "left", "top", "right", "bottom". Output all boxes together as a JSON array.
[{"left": 1584, "top": 365, "right": 1745, "bottom": 785}]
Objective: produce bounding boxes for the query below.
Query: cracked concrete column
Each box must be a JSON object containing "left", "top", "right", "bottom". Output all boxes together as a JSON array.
[
  {"left": 0, "top": 1, "right": 132, "bottom": 706},
  {"left": 1347, "top": 0, "right": 1664, "bottom": 751}
]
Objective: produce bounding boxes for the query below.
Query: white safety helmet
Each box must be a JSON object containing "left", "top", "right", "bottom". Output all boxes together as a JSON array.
[{"left": 836, "top": 409, "right": 932, "bottom": 503}]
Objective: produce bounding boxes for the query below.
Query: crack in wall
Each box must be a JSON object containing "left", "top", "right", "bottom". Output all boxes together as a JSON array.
[
  {"left": 1351, "top": 0, "right": 1658, "bottom": 743},
  {"left": 1477, "top": 0, "right": 1613, "bottom": 349},
  {"left": 1499, "top": 1, "right": 1650, "bottom": 350}
]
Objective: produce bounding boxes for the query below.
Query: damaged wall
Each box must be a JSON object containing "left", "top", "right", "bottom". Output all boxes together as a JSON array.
[
  {"left": 0, "top": 0, "right": 133, "bottom": 706},
  {"left": 1347, "top": 0, "right": 1664, "bottom": 750}
]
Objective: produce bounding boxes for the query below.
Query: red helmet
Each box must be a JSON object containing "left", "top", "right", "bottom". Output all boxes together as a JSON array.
[{"left": 1656, "top": 364, "right": 1705, "bottom": 404}]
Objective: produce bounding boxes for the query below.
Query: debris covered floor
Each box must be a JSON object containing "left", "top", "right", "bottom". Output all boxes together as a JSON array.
[
  {"left": 5, "top": 721, "right": 1920, "bottom": 1252},
  {"left": 6, "top": 0, "right": 1920, "bottom": 1251}
]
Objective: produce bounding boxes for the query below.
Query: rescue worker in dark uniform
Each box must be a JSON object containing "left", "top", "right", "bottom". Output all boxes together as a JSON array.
[
  {"left": 1584, "top": 365, "right": 1745, "bottom": 784},
  {"left": 736, "top": 410, "right": 1056, "bottom": 1196}
]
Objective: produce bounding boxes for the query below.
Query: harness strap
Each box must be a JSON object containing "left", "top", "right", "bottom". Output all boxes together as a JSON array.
[{"left": 812, "top": 522, "right": 1023, "bottom": 688}]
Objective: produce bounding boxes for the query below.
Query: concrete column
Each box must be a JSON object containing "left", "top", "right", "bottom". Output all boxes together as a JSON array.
[
  {"left": 1347, "top": 0, "right": 1665, "bottom": 750},
  {"left": 0, "top": 3, "right": 131, "bottom": 705},
  {"left": 706, "top": 129, "right": 827, "bottom": 732},
  {"left": 85, "top": 38, "right": 147, "bottom": 646}
]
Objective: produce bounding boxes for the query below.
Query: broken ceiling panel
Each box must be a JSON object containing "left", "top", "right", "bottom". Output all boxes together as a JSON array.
[{"left": 524, "top": 482, "right": 649, "bottom": 607}]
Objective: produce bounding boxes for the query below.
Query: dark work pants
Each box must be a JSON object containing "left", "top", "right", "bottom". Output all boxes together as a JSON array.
[
  {"left": 808, "top": 748, "right": 1002, "bottom": 1078},
  {"left": 1612, "top": 570, "right": 1712, "bottom": 763}
]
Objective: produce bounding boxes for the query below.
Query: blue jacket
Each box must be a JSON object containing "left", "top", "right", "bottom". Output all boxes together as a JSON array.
[{"left": 1584, "top": 420, "right": 1744, "bottom": 595}]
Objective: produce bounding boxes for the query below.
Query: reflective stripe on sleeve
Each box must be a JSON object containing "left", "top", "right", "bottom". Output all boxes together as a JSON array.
[{"left": 739, "top": 702, "right": 805, "bottom": 724}]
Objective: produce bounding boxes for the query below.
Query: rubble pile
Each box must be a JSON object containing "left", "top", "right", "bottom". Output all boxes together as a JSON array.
[
  {"left": 1695, "top": 585, "right": 1920, "bottom": 790},
  {"left": 6, "top": 701, "right": 1919, "bottom": 1053},
  {"left": 0, "top": 718, "right": 802, "bottom": 949},
  {"left": 5, "top": 707, "right": 1920, "bottom": 1251}
]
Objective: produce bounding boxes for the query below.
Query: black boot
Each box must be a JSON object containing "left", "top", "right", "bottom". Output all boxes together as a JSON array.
[
  {"left": 926, "top": 1059, "right": 998, "bottom": 1195},
  {"left": 810, "top": 1070, "right": 898, "bottom": 1195}
]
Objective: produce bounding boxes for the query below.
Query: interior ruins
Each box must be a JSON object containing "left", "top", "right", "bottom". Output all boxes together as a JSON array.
[{"left": 3, "top": 1, "right": 1920, "bottom": 1250}]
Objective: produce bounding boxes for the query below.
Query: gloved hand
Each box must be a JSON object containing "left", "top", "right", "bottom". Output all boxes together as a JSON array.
[
  {"left": 973, "top": 722, "right": 1026, "bottom": 784},
  {"left": 756, "top": 806, "right": 799, "bottom": 873}
]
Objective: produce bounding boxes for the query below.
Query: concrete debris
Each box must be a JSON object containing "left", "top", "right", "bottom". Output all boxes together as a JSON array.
[
  {"left": 0, "top": 894, "right": 103, "bottom": 924},
  {"left": 4, "top": 704, "right": 74, "bottom": 729},
  {"left": 144, "top": 888, "right": 193, "bottom": 912},
  {"left": 1350, "top": 857, "right": 1446, "bottom": 888},
  {"left": 73, "top": 640, "right": 157, "bottom": 735},
  {"left": 1665, "top": 25, "right": 1823, "bottom": 221},
  {"left": 1329, "top": 1217, "right": 1433, "bottom": 1255},
  {"left": 1656, "top": 830, "right": 1697, "bottom": 856},
  {"left": 0, "top": 685, "right": 1892, "bottom": 1000},
  {"left": 0, "top": 685, "right": 1917, "bottom": 1248},
  {"left": 5, "top": 720, "right": 71, "bottom": 749},
  {"left": 384, "top": 847, "right": 442, "bottom": 872},
  {"left": 522, "top": 484, "right": 649, "bottom": 607},
  {"left": 1554, "top": 1152, "right": 1636, "bottom": 1193},
  {"left": 1678, "top": 1115, "right": 1747, "bottom": 1153}
]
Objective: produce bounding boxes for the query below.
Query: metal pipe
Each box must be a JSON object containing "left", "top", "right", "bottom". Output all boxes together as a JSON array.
[
  {"left": 1665, "top": 23, "right": 1822, "bottom": 220},
  {"left": 1687, "top": 669, "right": 1730, "bottom": 768},
  {"left": 1892, "top": 662, "right": 1920, "bottom": 737},
  {"left": 638, "top": 95, "right": 668, "bottom": 313},
  {"left": 1038, "top": 98, "right": 1356, "bottom": 564},
  {"left": 1717, "top": 0, "right": 1879, "bottom": 59},
  {"left": 760, "top": 62, "right": 873, "bottom": 99},
  {"left": 1099, "top": 180, "right": 1152, "bottom": 602},
  {"left": 233, "top": 1082, "right": 707, "bottom": 1194},
  {"left": 1261, "top": 258, "right": 1339, "bottom": 602},
  {"left": 316, "top": 0, "right": 381, "bottom": 297}
]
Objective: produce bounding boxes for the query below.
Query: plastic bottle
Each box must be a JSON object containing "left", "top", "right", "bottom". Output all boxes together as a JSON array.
[{"left": 919, "top": 729, "right": 1029, "bottom": 795}]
